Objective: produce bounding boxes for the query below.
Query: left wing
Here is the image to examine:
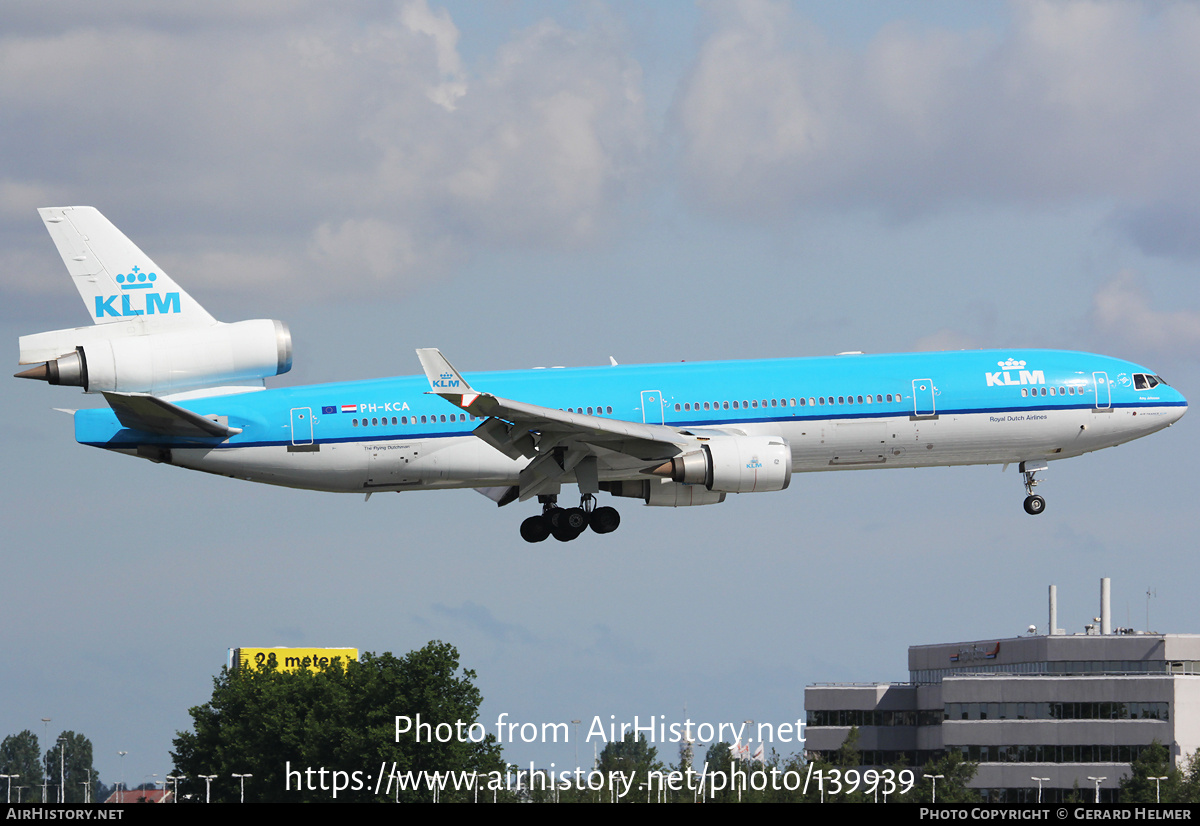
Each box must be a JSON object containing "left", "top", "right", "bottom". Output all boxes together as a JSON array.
[{"left": 416, "top": 348, "right": 693, "bottom": 500}]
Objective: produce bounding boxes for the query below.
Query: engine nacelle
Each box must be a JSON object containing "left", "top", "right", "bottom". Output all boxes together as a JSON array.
[
  {"left": 17, "top": 319, "right": 292, "bottom": 395},
  {"left": 652, "top": 435, "right": 792, "bottom": 493},
  {"left": 601, "top": 479, "right": 727, "bottom": 507}
]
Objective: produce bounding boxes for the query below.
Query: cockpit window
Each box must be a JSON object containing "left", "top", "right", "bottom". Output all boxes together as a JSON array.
[{"left": 1135, "top": 374, "right": 1166, "bottom": 390}]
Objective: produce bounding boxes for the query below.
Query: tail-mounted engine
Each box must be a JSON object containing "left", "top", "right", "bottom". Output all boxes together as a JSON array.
[{"left": 16, "top": 319, "right": 292, "bottom": 395}]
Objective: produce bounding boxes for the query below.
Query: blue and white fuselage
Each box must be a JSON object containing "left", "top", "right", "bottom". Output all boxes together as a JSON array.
[
  {"left": 16, "top": 208, "right": 1188, "bottom": 542},
  {"left": 75, "top": 349, "right": 1183, "bottom": 490}
]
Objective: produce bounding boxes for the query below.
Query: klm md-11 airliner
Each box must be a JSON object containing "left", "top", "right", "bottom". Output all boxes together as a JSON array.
[{"left": 16, "top": 208, "right": 1187, "bottom": 542}]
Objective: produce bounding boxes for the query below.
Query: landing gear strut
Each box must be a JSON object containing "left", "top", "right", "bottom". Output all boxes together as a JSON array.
[
  {"left": 519, "top": 494, "right": 621, "bottom": 543},
  {"left": 1020, "top": 461, "right": 1047, "bottom": 516}
]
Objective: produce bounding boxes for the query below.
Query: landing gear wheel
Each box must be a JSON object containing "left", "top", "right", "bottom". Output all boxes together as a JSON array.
[
  {"left": 1023, "top": 495, "right": 1046, "bottom": 516},
  {"left": 520, "top": 515, "right": 551, "bottom": 543},
  {"left": 588, "top": 506, "right": 621, "bottom": 534},
  {"left": 551, "top": 523, "right": 584, "bottom": 542},
  {"left": 550, "top": 508, "right": 587, "bottom": 541}
]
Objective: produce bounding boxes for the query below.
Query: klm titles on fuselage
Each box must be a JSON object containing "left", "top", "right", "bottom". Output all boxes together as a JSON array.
[{"left": 985, "top": 359, "right": 1045, "bottom": 388}]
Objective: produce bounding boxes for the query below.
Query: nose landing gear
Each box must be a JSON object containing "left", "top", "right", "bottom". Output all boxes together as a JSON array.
[
  {"left": 1020, "top": 460, "right": 1048, "bottom": 515},
  {"left": 519, "top": 494, "right": 621, "bottom": 542}
]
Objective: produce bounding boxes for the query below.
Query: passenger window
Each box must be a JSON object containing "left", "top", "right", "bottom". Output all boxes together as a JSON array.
[
  {"left": 421, "top": 415, "right": 427, "bottom": 424},
  {"left": 733, "top": 400, "right": 739, "bottom": 409},
  {"left": 886, "top": 394, "right": 892, "bottom": 402},
  {"left": 770, "top": 399, "right": 777, "bottom": 408},
  {"left": 1021, "top": 389, "right": 1028, "bottom": 397},
  {"left": 704, "top": 402, "right": 710, "bottom": 410},
  {"left": 857, "top": 395, "right": 863, "bottom": 404},
  {"left": 818, "top": 397, "right": 825, "bottom": 406},
  {"left": 752, "top": 400, "right": 758, "bottom": 408},
  {"left": 352, "top": 418, "right": 359, "bottom": 427},
  {"left": 723, "top": 401, "right": 729, "bottom": 409},
  {"left": 607, "top": 406, "right": 613, "bottom": 413}
]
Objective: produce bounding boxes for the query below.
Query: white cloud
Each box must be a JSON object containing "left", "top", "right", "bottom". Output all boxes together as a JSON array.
[
  {"left": 0, "top": 2, "right": 649, "bottom": 301},
  {"left": 1092, "top": 271, "right": 1200, "bottom": 353},
  {"left": 676, "top": 0, "right": 1200, "bottom": 232}
]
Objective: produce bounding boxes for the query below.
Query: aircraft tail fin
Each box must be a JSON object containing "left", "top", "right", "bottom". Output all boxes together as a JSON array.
[{"left": 38, "top": 206, "right": 215, "bottom": 327}]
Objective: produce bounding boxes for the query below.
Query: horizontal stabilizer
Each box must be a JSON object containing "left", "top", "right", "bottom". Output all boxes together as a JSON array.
[{"left": 102, "top": 392, "right": 241, "bottom": 438}]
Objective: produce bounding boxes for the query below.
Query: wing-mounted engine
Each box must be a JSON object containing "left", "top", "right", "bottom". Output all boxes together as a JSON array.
[
  {"left": 648, "top": 435, "right": 792, "bottom": 493},
  {"left": 601, "top": 479, "right": 727, "bottom": 507},
  {"left": 16, "top": 319, "right": 292, "bottom": 395}
]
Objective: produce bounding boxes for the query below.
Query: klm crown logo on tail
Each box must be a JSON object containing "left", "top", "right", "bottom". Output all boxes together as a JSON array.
[
  {"left": 432, "top": 371, "right": 461, "bottom": 389},
  {"left": 94, "top": 266, "right": 180, "bottom": 318}
]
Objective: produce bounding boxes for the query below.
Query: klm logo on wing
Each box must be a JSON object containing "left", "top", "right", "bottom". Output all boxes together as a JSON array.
[
  {"left": 94, "top": 266, "right": 181, "bottom": 318},
  {"left": 432, "top": 371, "right": 461, "bottom": 389},
  {"left": 985, "top": 358, "right": 1044, "bottom": 388}
]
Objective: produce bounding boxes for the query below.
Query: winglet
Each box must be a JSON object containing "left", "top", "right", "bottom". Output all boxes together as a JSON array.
[{"left": 416, "top": 348, "right": 475, "bottom": 395}]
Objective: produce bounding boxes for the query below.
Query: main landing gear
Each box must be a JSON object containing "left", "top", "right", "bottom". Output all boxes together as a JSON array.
[
  {"left": 519, "top": 494, "right": 621, "bottom": 543},
  {"left": 1020, "top": 460, "right": 1048, "bottom": 516}
]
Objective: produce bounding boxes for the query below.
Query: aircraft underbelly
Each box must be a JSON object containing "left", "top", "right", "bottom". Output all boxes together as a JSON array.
[
  {"left": 786, "top": 410, "right": 1134, "bottom": 472},
  {"left": 152, "top": 407, "right": 1170, "bottom": 491}
]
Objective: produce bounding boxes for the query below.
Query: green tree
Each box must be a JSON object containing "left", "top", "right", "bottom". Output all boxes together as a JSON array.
[
  {"left": 43, "top": 731, "right": 101, "bottom": 803},
  {"left": 171, "top": 641, "right": 507, "bottom": 802},
  {"left": 0, "top": 731, "right": 43, "bottom": 803},
  {"left": 903, "top": 751, "right": 980, "bottom": 804},
  {"left": 1120, "top": 740, "right": 1181, "bottom": 804},
  {"left": 596, "top": 731, "right": 663, "bottom": 803}
]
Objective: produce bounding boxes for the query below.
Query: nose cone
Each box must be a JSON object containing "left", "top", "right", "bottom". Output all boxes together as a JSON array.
[{"left": 1168, "top": 388, "right": 1188, "bottom": 425}]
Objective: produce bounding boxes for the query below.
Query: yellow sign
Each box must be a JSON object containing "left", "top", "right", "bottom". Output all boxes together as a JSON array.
[{"left": 232, "top": 647, "right": 358, "bottom": 673}]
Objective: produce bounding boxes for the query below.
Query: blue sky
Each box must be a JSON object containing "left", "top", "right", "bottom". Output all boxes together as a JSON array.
[{"left": 3, "top": 0, "right": 1200, "bottom": 792}]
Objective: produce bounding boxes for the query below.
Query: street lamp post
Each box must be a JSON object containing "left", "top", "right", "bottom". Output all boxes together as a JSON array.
[
  {"left": 232, "top": 773, "right": 252, "bottom": 803},
  {"left": 1087, "top": 776, "right": 1107, "bottom": 804},
  {"left": 925, "top": 773, "right": 945, "bottom": 803},
  {"left": 166, "top": 774, "right": 185, "bottom": 803},
  {"left": 1152, "top": 776, "right": 1169, "bottom": 804},
  {"left": 199, "top": 775, "right": 217, "bottom": 803},
  {"left": 0, "top": 774, "right": 18, "bottom": 804},
  {"left": 40, "top": 719, "right": 50, "bottom": 804},
  {"left": 1031, "top": 776, "right": 1049, "bottom": 804},
  {"left": 58, "top": 738, "right": 66, "bottom": 804},
  {"left": 117, "top": 752, "right": 127, "bottom": 804}
]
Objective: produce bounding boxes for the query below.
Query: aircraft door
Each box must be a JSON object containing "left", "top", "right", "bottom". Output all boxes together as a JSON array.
[
  {"left": 290, "top": 407, "right": 313, "bottom": 445},
  {"left": 1093, "top": 372, "right": 1111, "bottom": 409},
  {"left": 640, "top": 390, "right": 665, "bottom": 424},
  {"left": 911, "top": 379, "right": 936, "bottom": 418}
]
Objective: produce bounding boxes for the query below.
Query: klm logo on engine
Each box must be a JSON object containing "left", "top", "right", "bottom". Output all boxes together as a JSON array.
[
  {"left": 432, "top": 371, "right": 461, "bottom": 389},
  {"left": 985, "top": 358, "right": 1044, "bottom": 388},
  {"left": 94, "top": 267, "right": 181, "bottom": 317},
  {"left": 746, "top": 456, "right": 763, "bottom": 470}
]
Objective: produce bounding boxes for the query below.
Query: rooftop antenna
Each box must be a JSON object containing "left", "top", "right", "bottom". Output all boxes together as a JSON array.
[{"left": 1146, "top": 587, "right": 1157, "bottom": 633}]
